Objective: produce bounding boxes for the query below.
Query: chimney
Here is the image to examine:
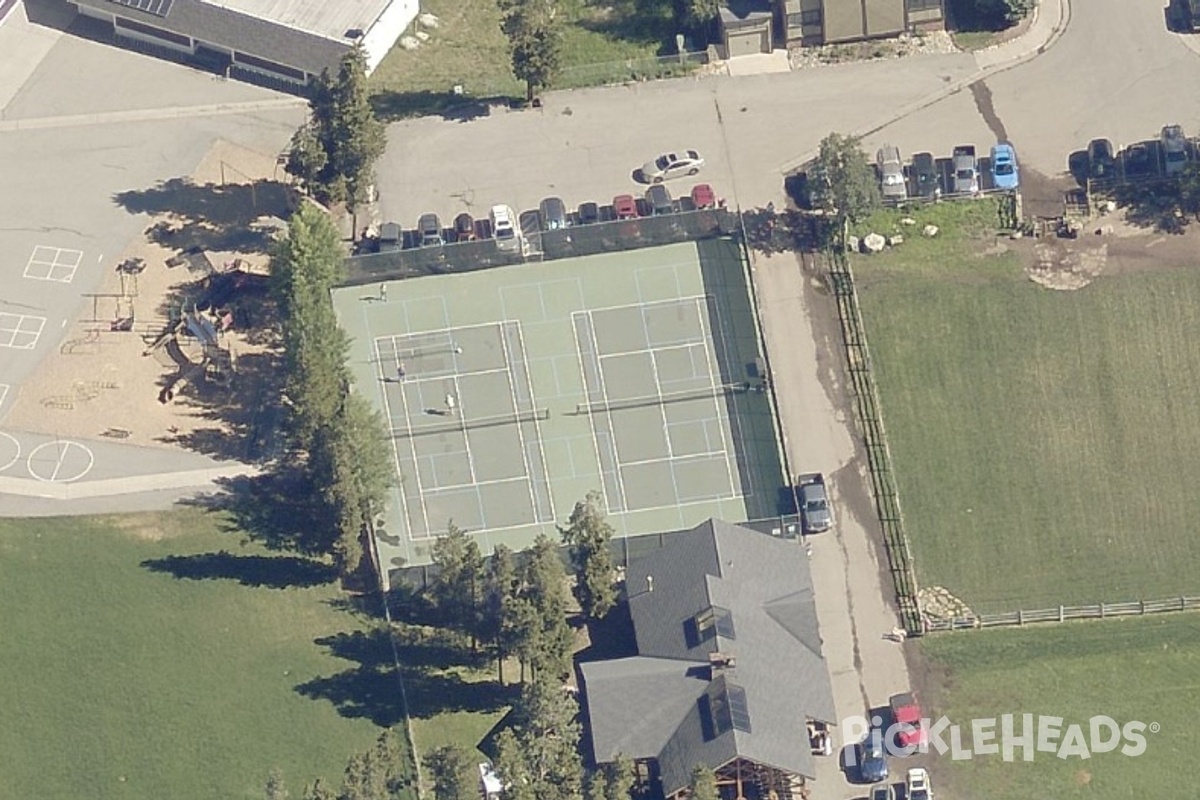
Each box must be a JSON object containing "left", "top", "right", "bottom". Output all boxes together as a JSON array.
[
  {"left": 708, "top": 651, "right": 736, "bottom": 677},
  {"left": 646, "top": 575, "right": 654, "bottom": 593}
]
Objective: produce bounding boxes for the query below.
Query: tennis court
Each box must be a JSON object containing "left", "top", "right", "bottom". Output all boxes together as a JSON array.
[{"left": 333, "top": 239, "right": 787, "bottom": 570}]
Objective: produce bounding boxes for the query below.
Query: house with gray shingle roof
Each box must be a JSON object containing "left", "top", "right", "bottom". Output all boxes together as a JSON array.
[{"left": 578, "top": 519, "right": 837, "bottom": 800}]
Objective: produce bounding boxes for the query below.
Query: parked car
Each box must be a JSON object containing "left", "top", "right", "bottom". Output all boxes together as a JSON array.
[
  {"left": 796, "top": 473, "right": 831, "bottom": 533},
  {"left": 613, "top": 194, "right": 640, "bottom": 220},
  {"left": 855, "top": 731, "right": 889, "bottom": 784},
  {"left": 453, "top": 212, "right": 476, "bottom": 242},
  {"left": 876, "top": 145, "right": 908, "bottom": 201},
  {"left": 417, "top": 213, "right": 443, "bottom": 247},
  {"left": 1161, "top": 125, "right": 1188, "bottom": 174},
  {"left": 691, "top": 183, "right": 717, "bottom": 210},
  {"left": 906, "top": 768, "right": 932, "bottom": 800},
  {"left": 1124, "top": 142, "right": 1154, "bottom": 177},
  {"left": 952, "top": 145, "right": 979, "bottom": 194},
  {"left": 1087, "top": 138, "right": 1116, "bottom": 179},
  {"left": 377, "top": 221, "right": 402, "bottom": 252},
  {"left": 646, "top": 184, "right": 674, "bottom": 215},
  {"left": 490, "top": 205, "right": 520, "bottom": 252},
  {"left": 889, "top": 693, "right": 927, "bottom": 751},
  {"left": 539, "top": 196, "right": 569, "bottom": 230},
  {"left": 641, "top": 150, "right": 704, "bottom": 183},
  {"left": 989, "top": 142, "right": 1020, "bottom": 190},
  {"left": 910, "top": 151, "right": 940, "bottom": 199},
  {"left": 869, "top": 783, "right": 895, "bottom": 800},
  {"left": 577, "top": 201, "right": 601, "bottom": 225}
]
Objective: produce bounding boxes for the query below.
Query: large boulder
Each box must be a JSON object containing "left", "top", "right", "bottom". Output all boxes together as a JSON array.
[{"left": 862, "top": 232, "right": 886, "bottom": 253}]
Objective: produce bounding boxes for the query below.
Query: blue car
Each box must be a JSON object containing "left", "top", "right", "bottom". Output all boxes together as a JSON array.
[{"left": 990, "top": 142, "right": 1020, "bottom": 190}]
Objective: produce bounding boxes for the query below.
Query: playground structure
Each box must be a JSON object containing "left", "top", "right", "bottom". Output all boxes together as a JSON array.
[{"left": 142, "top": 265, "right": 264, "bottom": 404}]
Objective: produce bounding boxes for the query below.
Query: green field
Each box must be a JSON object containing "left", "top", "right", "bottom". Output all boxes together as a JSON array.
[
  {"left": 369, "top": 0, "right": 677, "bottom": 117},
  {"left": 852, "top": 202, "right": 1200, "bottom": 613},
  {"left": 0, "top": 510, "right": 407, "bottom": 800},
  {"left": 921, "top": 615, "right": 1197, "bottom": 799}
]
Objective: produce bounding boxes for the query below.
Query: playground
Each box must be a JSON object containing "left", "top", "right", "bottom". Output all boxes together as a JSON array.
[
  {"left": 333, "top": 239, "right": 788, "bottom": 571},
  {"left": 0, "top": 140, "right": 287, "bottom": 455}
]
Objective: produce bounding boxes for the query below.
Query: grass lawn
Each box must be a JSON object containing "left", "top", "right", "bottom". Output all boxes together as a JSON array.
[
  {"left": 0, "top": 509, "right": 410, "bottom": 800},
  {"left": 921, "top": 615, "right": 1197, "bottom": 799},
  {"left": 851, "top": 201, "right": 1200, "bottom": 613},
  {"left": 369, "top": 0, "right": 676, "bottom": 117}
]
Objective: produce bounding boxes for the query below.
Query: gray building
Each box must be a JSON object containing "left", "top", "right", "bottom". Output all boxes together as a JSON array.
[
  {"left": 779, "top": 0, "right": 945, "bottom": 47},
  {"left": 578, "top": 519, "right": 837, "bottom": 800},
  {"left": 71, "top": 0, "right": 417, "bottom": 88}
]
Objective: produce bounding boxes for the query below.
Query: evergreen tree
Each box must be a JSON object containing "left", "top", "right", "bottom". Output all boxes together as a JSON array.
[
  {"left": 603, "top": 755, "right": 636, "bottom": 800},
  {"left": 687, "top": 765, "right": 717, "bottom": 800},
  {"left": 499, "top": 0, "right": 562, "bottom": 102},
  {"left": 559, "top": 492, "right": 616, "bottom": 621},
  {"left": 482, "top": 544, "right": 521, "bottom": 681},
  {"left": 521, "top": 534, "right": 573, "bottom": 680},
  {"left": 265, "top": 769, "right": 291, "bottom": 800},
  {"left": 495, "top": 676, "right": 584, "bottom": 800},
  {"left": 808, "top": 132, "right": 880, "bottom": 244},
  {"left": 584, "top": 768, "right": 608, "bottom": 800},
  {"left": 431, "top": 523, "right": 485, "bottom": 645},
  {"left": 425, "top": 745, "right": 479, "bottom": 800}
]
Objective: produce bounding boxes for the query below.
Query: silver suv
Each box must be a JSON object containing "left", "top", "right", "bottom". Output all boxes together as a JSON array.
[
  {"left": 1161, "top": 125, "right": 1188, "bottom": 175},
  {"left": 876, "top": 145, "right": 907, "bottom": 202}
]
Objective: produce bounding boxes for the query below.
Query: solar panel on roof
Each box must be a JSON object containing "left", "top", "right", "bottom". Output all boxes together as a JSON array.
[{"left": 108, "top": 0, "right": 175, "bottom": 17}]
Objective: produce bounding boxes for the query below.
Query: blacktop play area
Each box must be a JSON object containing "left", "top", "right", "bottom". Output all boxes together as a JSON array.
[{"left": 334, "top": 239, "right": 788, "bottom": 570}]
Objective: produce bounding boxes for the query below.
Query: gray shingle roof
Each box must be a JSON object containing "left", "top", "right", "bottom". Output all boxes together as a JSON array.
[
  {"left": 75, "top": 0, "right": 352, "bottom": 77},
  {"left": 580, "top": 519, "right": 837, "bottom": 797}
]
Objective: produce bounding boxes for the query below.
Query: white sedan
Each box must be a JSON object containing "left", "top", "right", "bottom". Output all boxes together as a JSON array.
[{"left": 641, "top": 150, "right": 704, "bottom": 183}]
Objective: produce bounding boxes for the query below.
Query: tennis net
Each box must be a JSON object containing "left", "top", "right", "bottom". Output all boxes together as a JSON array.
[
  {"left": 391, "top": 408, "right": 550, "bottom": 438},
  {"left": 575, "top": 383, "right": 750, "bottom": 415}
]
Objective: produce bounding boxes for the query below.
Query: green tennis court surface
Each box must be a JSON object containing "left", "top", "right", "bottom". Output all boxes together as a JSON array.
[{"left": 333, "top": 239, "right": 787, "bottom": 570}]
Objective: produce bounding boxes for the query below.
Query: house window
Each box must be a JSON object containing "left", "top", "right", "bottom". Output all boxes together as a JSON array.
[
  {"left": 694, "top": 605, "right": 736, "bottom": 641},
  {"left": 234, "top": 51, "right": 306, "bottom": 81},
  {"left": 703, "top": 678, "right": 752, "bottom": 737},
  {"left": 113, "top": 16, "right": 190, "bottom": 47},
  {"left": 906, "top": 0, "right": 941, "bottom": 12}
]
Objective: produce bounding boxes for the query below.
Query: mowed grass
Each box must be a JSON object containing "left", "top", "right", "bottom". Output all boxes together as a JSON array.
[
  {"left": 921, "top": 615, "right": 1198, "bottom": 799},
  {"left": 0, "top": 510, "right": 400, "bottom": 800},
  {"left": 369, "top": 0, "right": 674, "bottom": 115},
  {"left": 852, "top": 202, "right": 1200, "bottom": 613}
]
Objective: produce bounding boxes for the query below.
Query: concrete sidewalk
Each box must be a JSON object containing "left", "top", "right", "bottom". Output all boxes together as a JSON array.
[{"left": 0, "top": 0, "right": 67, "bottom": 114}]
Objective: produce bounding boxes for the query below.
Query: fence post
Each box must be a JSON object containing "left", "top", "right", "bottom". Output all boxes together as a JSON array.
[
  {"left": 1100, "top": 602, "right": 1106, "bottom": 618},
  {"left": 1058, "top": 605, "right": 1064, "bottom": 622},
  {"left": 1018, "top": 609, "right": 1024, "bottom": 626},
  {"left": 1140, "top": 599, "right": 1145, "bottom": 615}
]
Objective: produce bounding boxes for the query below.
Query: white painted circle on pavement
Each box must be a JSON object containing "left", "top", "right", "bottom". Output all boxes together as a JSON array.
[
  {"left": 0, "top": 432, "right": 19, "bottom": 473},
  {"left": 27, "top": 440, "right": 95, "bottom": 483}
]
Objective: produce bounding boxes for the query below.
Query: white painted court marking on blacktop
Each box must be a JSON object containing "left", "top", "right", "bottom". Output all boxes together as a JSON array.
[
  {"left": 0, "top": 313, "right": 46, "bottom": 349},
  {"left": 27, "top": 440, "right": 95, "bottom": 483},
  {"left": 0, "top": 383, "right": 9, "bottom": 410},
  {"left": 23, "top": 246, "right": 84, "bottom": 283},
  {"left": 0, "top": 432, "right": 20, "bottom": 473}
]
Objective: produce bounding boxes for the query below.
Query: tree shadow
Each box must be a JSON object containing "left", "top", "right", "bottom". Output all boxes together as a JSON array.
[
  {"left": 180, "top": 466, "right": 337, "bottom": 557},
  {"left": 114, "top": 178, "right": 293, "bottom": 257},
  {"left": 296, "top": 625, "right": 515, "bottom": 726},
  {"left": 574, "top": 0, "right": 678, "bottom": 51},
  {"left": 1110, "top": 182, "right": 1193, "bottom": 234},
  {"left": 141, "top": 551, "right": 338, "bottom": 588},
  {"left": 369, "top": 90, "right": 518, "bottom": 122}
]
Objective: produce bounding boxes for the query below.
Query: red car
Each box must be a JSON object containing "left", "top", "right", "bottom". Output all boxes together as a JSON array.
[
  {"left": 890, "top": 693, "right": 927, "bottom": 751},
  {"left": 690, "top": 183, "right": 716, "bottom": 210},
  {"left": 612, "top": 194, "right": 639, "bottom": 220}
]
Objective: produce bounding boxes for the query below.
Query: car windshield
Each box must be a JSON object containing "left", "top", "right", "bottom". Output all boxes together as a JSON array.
[
  {"left": 656, "top": 156, "right": 671, "bottom": 169},
  {"left": 956, "top": 169, "right": 974, "bottom": 179},
  {"left": 1167, "top": 151, "right": 1186, "bottom": 161},
  {"left": 995, "top": 163, "right": 1014, "bottom": 175},
  {"left": 806, "top": 498, "right": 827, "bottom": 511},
  {"left": 496, "top": 228, "right": 514, "bottom": 239},
  {"left": 883, "top": 173, "right": 904, "bottom": 185}
]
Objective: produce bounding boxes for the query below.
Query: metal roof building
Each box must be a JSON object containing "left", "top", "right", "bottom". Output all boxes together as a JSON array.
[
  {"left": 578, "top": 519, "right": 837, "bottom": 800},
  {"left": 71, "top": 0, "right": 416, "bottom": 88}
]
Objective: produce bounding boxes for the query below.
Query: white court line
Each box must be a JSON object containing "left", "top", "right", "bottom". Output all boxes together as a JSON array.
[
  {"left": 583, "top": 292, "right": 710, "bottom": 315},
  {"left": 586, "top": 310, "right": 630, "bottom": 512},
  {"left": 23, "top": 246, "right": 83, "bottom": 283},
  {"left": 0, "top": 383, "right": 9, "bottom": 410},
  {"left": 572, "top": 310, "right": 616, "bottom": 510},
  {"left": 422, "top": 475, "right": 529, "bottom": 493},
  {"left": 695, "top": 298, "right": 740, "bottom": 499},
  {"left": 639, "top": 306, "right": 687, "bottom": 506},
  {"left": 497, "top": 321, "right": 538, "bottom": 523},
  {"left": 0, "top": 313, "right": 46, "bottom": 349},
  {"left": 375, "top": 336, "right": 430, "bottom": 540},
  {"left": 449, "top": 372, "right": 480, "bottom": 486},
  {"left": 515, "top": 317, "right": 556, "bottom": 522},
  {"left": 618, "top": 449, "right": 732, "bottom": 469},
  {"left": 597, "top": 339, "right": 707, "bottom": 360}
]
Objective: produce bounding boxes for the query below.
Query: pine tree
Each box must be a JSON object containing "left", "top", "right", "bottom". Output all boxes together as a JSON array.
[
  {"left": 431, "top": 523, "right": 485, "bottom": 645},
  {"left": 499, "top": 0, "right": 563, "bottom": 102},
  {"left": 425, "top": 745, "right": 478, "bottom": 800},
  {"left": 559, "top": 492, "right": 616, "bottom": 621},
  {"left": 688, "top": 765, "right": 717, "bottom": 800}
]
